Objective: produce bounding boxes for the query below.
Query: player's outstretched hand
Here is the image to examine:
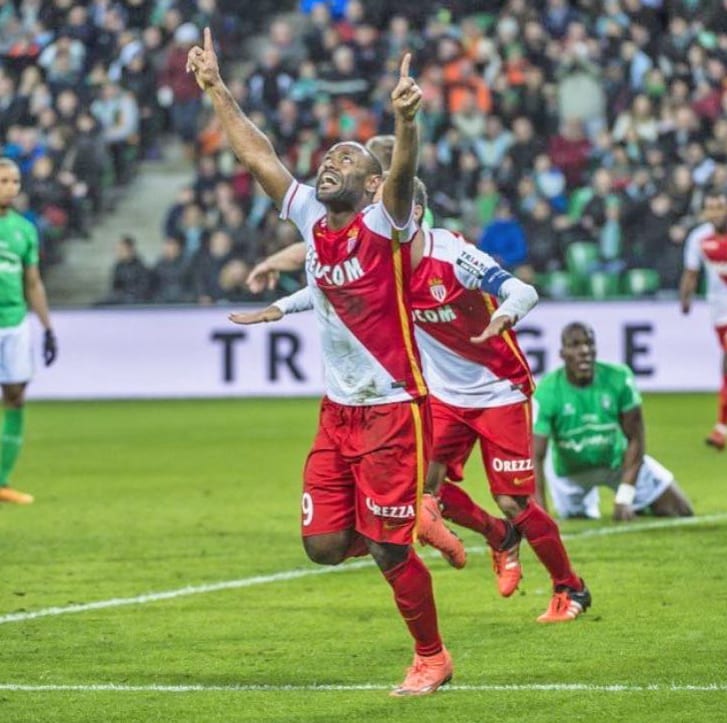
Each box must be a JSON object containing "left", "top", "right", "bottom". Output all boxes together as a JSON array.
[
  {"left": 470, "top": 314, "right": 514, "bottom": 344},
  {"left": 246, "top": 261, "right": 280, "bottom": 294},
  {"left": 390, "top": 53, "right": 422, "bottom": 122},
  {"left": 229, "top": 306, "right": 283, "bottom": 325},
  {"left": 613, "top": 503, "right": 636, "bottom": 522},
  {"left": 43, "top": 329, "right": 58, "bottom": 366},
  {"left": 186, "top": 27, "right": 221, "bottom": 92}
]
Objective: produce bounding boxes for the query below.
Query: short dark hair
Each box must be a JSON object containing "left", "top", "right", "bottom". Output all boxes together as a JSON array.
[
  {"left": 561, "top": 321, "right": 595, "bottom": 345},
  {"left": 365, "top": 135, "right": 395, "bottom": 172}
]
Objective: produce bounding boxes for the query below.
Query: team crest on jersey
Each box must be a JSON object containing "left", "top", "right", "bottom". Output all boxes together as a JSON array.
[{"left": 428, "top": 277, "right": 446, "bottom": 302}]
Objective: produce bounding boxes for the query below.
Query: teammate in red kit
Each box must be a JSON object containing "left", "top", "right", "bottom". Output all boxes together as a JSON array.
[
  {"left": 187, "top": 31, "right": 452, "bottom": 696},
  {"left": 241, "top": 178, "right": 591, "bottom": 623},
  {"left": 680, "top": 191, "right": 727, "bottom": 450}
]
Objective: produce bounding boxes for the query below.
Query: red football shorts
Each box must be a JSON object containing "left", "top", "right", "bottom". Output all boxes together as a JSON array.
[
  {"left": 302, "top": 396, "right": 429, "bottom": 545},
  {"left": 429, "top": 396, "right": 535, "bottom": 496},
  {"left": 715, "top": 324, "right": 727, "bottom": 352}
]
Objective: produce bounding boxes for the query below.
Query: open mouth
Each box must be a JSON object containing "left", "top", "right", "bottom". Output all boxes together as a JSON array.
[
  {"left": 576, "top": 357, "right": 594, "bottom": 372},
  {"left": 317, "top": 171, "right": 340, "bottom": 191}
]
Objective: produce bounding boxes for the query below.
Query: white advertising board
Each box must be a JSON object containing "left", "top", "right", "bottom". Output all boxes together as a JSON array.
[{"left": 27, "top": 300, "right": 720, "bottom": 400}]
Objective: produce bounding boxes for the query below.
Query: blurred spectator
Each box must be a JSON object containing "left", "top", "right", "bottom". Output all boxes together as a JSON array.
[
  {"left": 90, "top": 81, "right": 139, "bottom": 185},
  {"left": 476, "top": 199, "right": 533, "bottom": 281},
  {"left": 103, "top": 235, "right": 150, "bottom": 304},
  {"left": 246, "top": 44, "right": 295, "bottom": 115},
  {"left": 157, "top": 23, "right": 203, "bottom": 157},
  {"left": 523, "top": 198, "right": 562, "bottom": 273},
  {"left": 319, "top": 45, "right": 370, "bottom": 105},
  {"left": 548, "top": 117, "right": 591, "bottom": 188},
  {"left": 190, "top": 228, "right": 238, "bottom": 304},
  {"left": 149, "top": 236, "right": 191, "bottom": 303}
]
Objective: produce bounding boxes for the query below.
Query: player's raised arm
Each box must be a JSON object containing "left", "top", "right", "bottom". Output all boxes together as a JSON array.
[
  {"left": 246, "top": 242, "right": 306, "bottom": 294},
  {"left": 383, "top": 53, "right": 421, "bottom": 228},
  {"left": 187, "top": 28, "right": 293, "bottom": 208}
]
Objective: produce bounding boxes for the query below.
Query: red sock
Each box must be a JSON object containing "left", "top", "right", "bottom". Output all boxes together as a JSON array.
[
  {"left": 383, "top": 549, "right": 442, "bottom": 657},
  {"left": 344, "top": 531, "right": 368, "bottom": 560},
  {"left": 513, "top": 501, "right": 581, "bottom": 590},
  {"left": 438, "top": 482, "right": 509, "bottom": 549},
  {"left": 719, "top": 376, "right": 727, "bottom": 425}
]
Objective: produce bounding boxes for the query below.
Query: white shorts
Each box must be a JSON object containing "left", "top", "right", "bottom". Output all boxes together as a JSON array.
[
  {"left": 0, "top": 319, "right": 33, "bottom": 384},
  {"left": 545, "top": 453, "right": 674, "bottom": 520}
]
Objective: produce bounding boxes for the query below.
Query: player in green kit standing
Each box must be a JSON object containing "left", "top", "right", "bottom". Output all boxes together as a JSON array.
[
  {"left": 533, "top": 322, "right": 692, "bottom": 521},
  {"left": 0, "top": 158, "right": 57, "bottom": 504}
]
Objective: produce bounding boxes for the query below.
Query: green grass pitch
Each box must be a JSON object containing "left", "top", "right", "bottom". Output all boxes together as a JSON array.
[{"left": 1, "top": 394, "right": 726, "bottom": 722}]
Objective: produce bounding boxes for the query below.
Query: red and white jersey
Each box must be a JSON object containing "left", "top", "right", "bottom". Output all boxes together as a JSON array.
[
  {"left": 684, "top": 221, "right": 727, "bottom": 325},
  {"left": 409, "top": 228, "right": 534, "bottom": 408},
  {"left": 280, "top": 181, "right": 426, "bottom": 406}
]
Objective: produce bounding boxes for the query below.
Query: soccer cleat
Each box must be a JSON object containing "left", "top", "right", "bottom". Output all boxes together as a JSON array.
[
  {"left": 0, "top": 486, "right": 34, "bottom": 504},
  {"left": 390, "top": 647, "right": 453, "bottom": 697},
  {"left": 537, "top": 579, "right": 592, "bottom": 623},
  {"left": 490, "top": 522, "right": 522, "bottom": 597},
  {"left": 417, "top": 493, "right": 467, "bottom": 569},
  {"left": 705, "top": 428, "right": 726, "bottom": 451}
]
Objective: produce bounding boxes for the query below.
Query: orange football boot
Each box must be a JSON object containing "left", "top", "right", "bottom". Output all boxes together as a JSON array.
[
  {"left": 537, "top": 580, "right": 592, "bottom": 623},
  {"left": 705, "top": 428, "right": 726, "bottom": 451},
  {"left": 391, "top": 647, "right": 453, "bottom": 697},
  {"left": 418, "top": 493, "right": 466, "bottom": 569},
  {"left": 0, "top": 486, "right": 34, "bottom": 504},
  {"left": 490, "top": 523, "right": 522, "bottom": 597}
]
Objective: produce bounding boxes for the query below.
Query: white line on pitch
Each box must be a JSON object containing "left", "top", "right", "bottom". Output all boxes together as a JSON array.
[
  {"left": 1, "top": 513, "right": 725, "bottom": 626},
  {"left": 0, "top": 682, "right": 724, "bottom": 693}
]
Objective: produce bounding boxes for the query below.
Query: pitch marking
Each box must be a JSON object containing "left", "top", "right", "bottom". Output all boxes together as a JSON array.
[
  {"left": 1, "top": 513, "right": 725, "bottom": 626},
  {"left": 0, "top": 682, "right": 724, "bottom": 693}
]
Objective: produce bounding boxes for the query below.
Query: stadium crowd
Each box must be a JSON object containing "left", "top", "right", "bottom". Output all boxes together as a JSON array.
[
  {"left": 0, "top": 0, "right": 278, "bottom": 272},
  {"left": 2, "top": 1, "right": 726, "bottom": 304}
]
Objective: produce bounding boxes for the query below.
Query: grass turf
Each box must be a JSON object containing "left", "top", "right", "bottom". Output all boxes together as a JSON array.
[{"left": 0, "top": 394, "right": 725, "bottom": 722}]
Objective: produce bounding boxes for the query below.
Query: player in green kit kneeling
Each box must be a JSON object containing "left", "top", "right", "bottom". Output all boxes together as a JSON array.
[
  {"left": 0, "top": 159, "right": 58, "bottom": 504},
  {"left": 533, "top": 322, "right": 692, "bottom": 521}
]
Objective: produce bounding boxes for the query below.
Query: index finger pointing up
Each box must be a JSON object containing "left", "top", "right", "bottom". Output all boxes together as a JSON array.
[
  {"left": 204, "top": 26, "right": 213, "bottom": 51},
  {"left": 399, "top": 52, "right": 411, "bottom": 78}
]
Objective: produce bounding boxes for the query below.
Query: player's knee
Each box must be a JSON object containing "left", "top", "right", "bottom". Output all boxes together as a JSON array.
[
  {"left": 651, "top": 485, "right": 694, "bottom": 517},
  {"left": 302, "top": 535, "right": 348, "bottom": 565},
  {"left": 366, "top": 540, "right": 409, "bottom": 572},
  {"left": 2, "top": 385, "right": 25, "bottom": 408},
  {"left": 494, "top": 494, "right": 528, "bottom": 519}
]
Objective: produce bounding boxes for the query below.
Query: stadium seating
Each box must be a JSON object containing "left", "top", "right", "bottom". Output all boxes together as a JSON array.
[
  {"left": 622, "top": 268, "right": 660, "bottom": 297},
  {"left": 566, "top": 242, "right": 600, "bottom": 277},
  {"left": 567, "top": 188, "right": 594, "bottom": 221},
  {"left": 536, "top": 270, "right": 575, "bottom": 299},
  {"left": 587, "top": 270, "right": 621, "bottom": 300}
]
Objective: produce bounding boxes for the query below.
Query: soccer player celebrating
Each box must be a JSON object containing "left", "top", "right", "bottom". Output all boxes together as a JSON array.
[
  {"left": 239, "top": 178, "right": 592, "bottom": 623},
  {"left": 679, "top": 191, "right": 727, "bottom": 450},
  {"left": 533, "top": 322, "right": 693, "bottom": 521},
  {"left": 0, "top": 158, "right": 57, "bottom": 504},
  {"left": 187, "top": 30, "right": 452, "bottom": 696}
]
